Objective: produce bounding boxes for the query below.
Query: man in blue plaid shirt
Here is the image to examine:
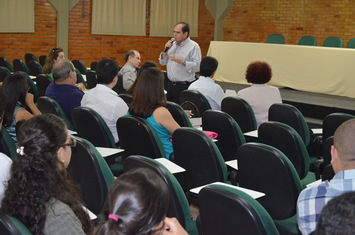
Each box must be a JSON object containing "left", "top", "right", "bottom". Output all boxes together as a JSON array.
[{"left": 297, "top": 119, "right": 355, "bottom": 235}]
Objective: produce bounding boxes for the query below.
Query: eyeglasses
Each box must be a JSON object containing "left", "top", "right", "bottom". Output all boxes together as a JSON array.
[
  {"left": 61, "top": 137, "right": 76, "bottom": 148},
  {"left": 52, "top": 47, "right": 59, "bottom": 53}
]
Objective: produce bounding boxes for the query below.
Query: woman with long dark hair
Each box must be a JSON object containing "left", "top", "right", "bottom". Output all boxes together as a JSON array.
[
  {"left": 129, "top": 67, "right": 180, "bottom": 159},
  {"left": 95, "top": 168, "right": 187, "bottom": 235},
  {"left": 1, "top": 114, "right": 92, "bottom": 234},
  {"left": 2, "top": 73, "right": 41, "bottom": 142}
]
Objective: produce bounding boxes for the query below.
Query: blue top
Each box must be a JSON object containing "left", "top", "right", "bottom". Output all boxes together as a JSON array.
[
  {"left": 297, "top": 169, "right": 355, "bottom": 234},
  {"left": 45, "top": 82, "right": 84, "bottom": 119},
  {"left": 145, "top": 115, "right": 173, "bottom": 159}
]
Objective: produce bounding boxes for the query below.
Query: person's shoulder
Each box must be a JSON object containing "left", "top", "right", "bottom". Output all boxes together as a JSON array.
[
  {"left": 0, "top": 153, "right": 12, "bottom": 167},
  {"left": 298, "top": 181, "right": 330, "bottom": 202}
]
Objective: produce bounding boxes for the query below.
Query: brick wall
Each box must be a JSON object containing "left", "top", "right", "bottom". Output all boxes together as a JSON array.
[
  {"left": 0, "top": 0, "right": 215, "bottom": 68},
  {"left": 224, "top": 0, "right": 355, "bottom": 46},
  {"left": 2, "top": 0, "right": 355, "bottom": 68},
  {"left": 0, "top": 0, "right": 56, "bottom": 63}
]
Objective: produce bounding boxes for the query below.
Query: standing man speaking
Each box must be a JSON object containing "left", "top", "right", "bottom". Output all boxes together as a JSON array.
[{"left": 159, "top": 22, "right": 202, "bottom": 104}]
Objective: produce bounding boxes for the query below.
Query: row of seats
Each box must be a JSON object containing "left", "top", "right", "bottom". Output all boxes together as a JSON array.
[
  {"left": 1, "top": 91, "right": 353, "bottom": 234},
  {"left": 266, "top": 34, "right": 355, "bottom": 48}
]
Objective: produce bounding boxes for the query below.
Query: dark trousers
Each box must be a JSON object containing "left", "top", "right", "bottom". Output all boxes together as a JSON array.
[{"left": 166, "top": 81, "right": 191, "bottom": 104}]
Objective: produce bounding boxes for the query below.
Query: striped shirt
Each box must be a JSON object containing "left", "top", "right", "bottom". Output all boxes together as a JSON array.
[{"left": 297, "top": 169, "right": 355, "bottom": 234}]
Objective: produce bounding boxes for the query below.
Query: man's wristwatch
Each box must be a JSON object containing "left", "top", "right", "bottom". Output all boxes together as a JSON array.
[{"left": 182, "top": 60, "right": 186, "bottom": 66}]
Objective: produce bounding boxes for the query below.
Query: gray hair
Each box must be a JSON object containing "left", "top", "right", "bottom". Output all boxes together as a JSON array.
[{"left": 52, "top": 59, "right": 75, "bottom": 82}]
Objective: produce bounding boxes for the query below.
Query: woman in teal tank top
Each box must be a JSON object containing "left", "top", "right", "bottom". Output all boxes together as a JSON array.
[{"left": 129, "top": 67, "right": 180, "bottom": 159}]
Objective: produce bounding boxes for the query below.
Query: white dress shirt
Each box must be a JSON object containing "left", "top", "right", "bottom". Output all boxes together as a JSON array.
[
  {"left": 81, "top": 84, "right": 128, "bottom": 143},
  {"left": 159, "top": 37, "right": 201, "bottom": 82},
  {"left": 188, "top": 76, "right": 225, "bottom": 110}
]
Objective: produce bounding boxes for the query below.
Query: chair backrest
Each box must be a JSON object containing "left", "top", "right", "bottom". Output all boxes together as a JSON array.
[
  {"left": 27, "top": 60, "right": 42, "bottom": 76},
  {"left": 237, "top": 143, "right": 303, "bottom": 220},
  {"left": 202, "top": 110, "right": 245, "bottom": 161},
  {"left": 298, "top": 36, "right": 317, "bottom": 46},
  {"left": 258, "top": 121, "right": 310, "bottom": 180},
  {"left": 167, "top": 101, "right": 192, "bottom": 127},
  {"left": 199, "top": 184, "right": 280, "bottom": 235},
  {"left": 347, "top": 38, "right": 355, "bottom": 48},
  {"left": 322, "top": 136, "right": 334, "bottom": 167},
  {"left": 268, "top": 103, "right": 310, "bottom": 147},
  {"left": 24, "top": 53, "right": 38, "bottom": 65},
  {"left": 35, "top": 74, "right": 52, "bottom": 97},
  {"left": 75, "top": 68, "right": 87, "bottom": 88},
  {"left": 38, "top": 55, "right": 46, "bottom": 66},
  {"left": 17, "top": 71, "right": 38, "bottom": 102},
  {"left": 90, "top": 61, "right": 98, "bottom": 71},
  {"left": 85, "top": 70, "right": 97, "bottom": 89},
  {"left": 116, "top": 115, "right": 165, "bottom": 159},
  {"left": 321, "top": 163, "right": 335, "bottom": 181},
  {"left": 118, "top": 93, "right": 133, "bottom": 105},
  {"left": 37, "top": 96, "right": 74, "bottom": 130},
  {"left": 266, "top": 34, "right": 284, "bottom": 44},
  {"left": 112, "top": 74, "right": 125, "bottom": 94},
  {"left": 0, "top": 57, "right": 14, "bottom": 72},
  {"left": 0, "top": 66, "right": 11, "bottom": 83},
  {"left": 180, "top": 90, "right": 211, "bottom": 118},
  {"left": 221, "top": 96, "right": 257, "bottom": 133},
  {"left": 71, "top": 106, "right": 116, "bottom": 148},
  {"left": 67, "top": 136, "right": 115, "bottom": 215},
  {"left": 0, "top": 213, "right": 32, "bottom": 235},
  {"left": 0, "top": 128, "right": 16, "bottom": 159},
  {"left": 72, "top": 59, "right": 88, "bottom": 75},
  {"left": 322, "top": 113, "right": 355, "bottom": 141},
  {"left": 172, "top": 127, "right": 227, "bottom": 191},
  {"left": 13, "top": 59, "right": 29, "bottom": 74},
  {"left": 123, "top": 155, "right": 195, "bottom": 232},
  {"left": 323, "top": 36, "right": 343, "bottom": 48}
]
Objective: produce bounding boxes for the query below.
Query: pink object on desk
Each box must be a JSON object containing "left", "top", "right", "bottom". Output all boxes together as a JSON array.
[{"left": 203, "top": 131, "right": 218, "bottom": 139}]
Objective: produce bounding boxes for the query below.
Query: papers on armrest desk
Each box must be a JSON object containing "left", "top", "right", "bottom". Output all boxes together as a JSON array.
[
  {"left": 190, "top": 117, "right": 202, "bottom": 127},
  {"left": 82, "top": 205, "right": 97, "bottom": 220},
  {"left": 190, "top": 182, "right": 265, "bottom": 199},
  {"left": 155, "top": 158, "right": 185, "bottom": 174},
  {"left": 244, "top": 130, "right": 258, "bottom": 138},
  {"left": 96, "top": 147, "right": 124, "bottom": 157},
  {"left": 225, "top": 159, "right": 238, "bottom": 170}
]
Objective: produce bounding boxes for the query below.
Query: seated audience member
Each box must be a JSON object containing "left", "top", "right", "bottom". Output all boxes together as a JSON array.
[
  {"left": 45, "top": 59, "right": 84, "bottom": 119},
  {"left": 126, "top": 61, "right": 159, "bottom": 95},
  {"left": 1, "top": 114, "right": 92, "bottom": 234},
  {"left": 95, "top": 168, "right": 187, "bottom": 235},
  {"left": 2, "top": 73, "right": 41, "bottom": 142},
  {"left": 237, "top": 61, "right": 282, "bottom": 127},
  {"left": 81, "top": 59, "right": 128, "bottom": 143},
  {"left": 313, "top": 191, "right": 355, "bottom": 235},
  {"left": 0, "top": 87, "right": 12, "bottom": 205},
  {"left": 118, "top": 50, "right": 141, "bottom": 90},
  {"left": 129, "top": 67, "right": 180, "bottom": 159},
  {"left": 297, "top": 119, "right": 355, "bottom": 235},
  {"left": 42, "top": 47, "right": 65, "bottom": 79},
  {"left": 188, "top": 56, "right": 225, "bottom": 110}
]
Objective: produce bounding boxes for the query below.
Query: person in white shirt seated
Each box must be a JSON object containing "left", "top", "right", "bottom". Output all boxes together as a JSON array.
[
  {"left": 188, "top": 56, "right": 225, "bottom": 110},
  {"left": 237, "top": 61, "right": 282, "bottom": 128},
  {"left": 81, "top": 59, "right": 128, "bottom": 143}
]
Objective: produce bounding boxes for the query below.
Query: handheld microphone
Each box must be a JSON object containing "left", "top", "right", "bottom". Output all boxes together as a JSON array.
[{"left": 164, "top": 38, "right": 175, "bottom": 53}]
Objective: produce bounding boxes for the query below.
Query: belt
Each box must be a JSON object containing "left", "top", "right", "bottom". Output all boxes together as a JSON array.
[{"left": 169, "top": 80, "right": 192, "bottom": 85}]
